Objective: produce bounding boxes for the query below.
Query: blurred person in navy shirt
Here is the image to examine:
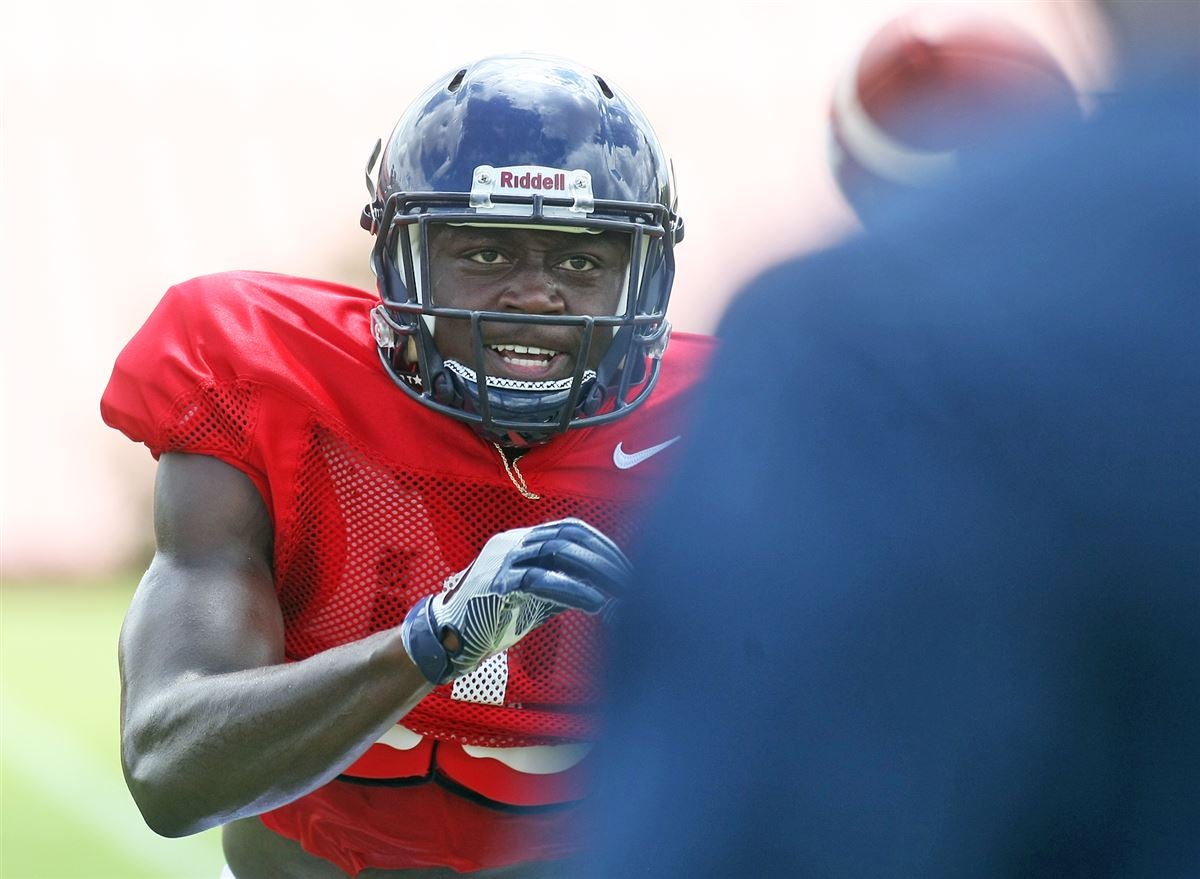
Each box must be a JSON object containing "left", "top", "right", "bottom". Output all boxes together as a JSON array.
[{"left": 587, "top": 2, "right": 1199, "bottom": 876}]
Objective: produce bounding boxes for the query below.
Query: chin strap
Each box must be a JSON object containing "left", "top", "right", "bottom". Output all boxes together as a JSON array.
[{"left": 441, "top": 359, "right": 599, "bottom": 448}]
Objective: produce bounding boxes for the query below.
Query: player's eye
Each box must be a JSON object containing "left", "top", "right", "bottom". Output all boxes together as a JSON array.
[
  {"left": 559, "top": 255, "right": 597, "bottom": 272},
  {"left": 468, "top": 249, "right": 507, "bottom": 265}
]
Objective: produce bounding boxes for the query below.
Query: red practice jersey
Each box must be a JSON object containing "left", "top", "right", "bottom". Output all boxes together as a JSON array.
[{"left": 101, "top": 271, "right": 712, "bottom": 874}]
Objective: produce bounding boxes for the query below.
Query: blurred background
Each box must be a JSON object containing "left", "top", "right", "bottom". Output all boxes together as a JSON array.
[{"left": 0, "top": 1, "right": 1113, "bottom": 876}]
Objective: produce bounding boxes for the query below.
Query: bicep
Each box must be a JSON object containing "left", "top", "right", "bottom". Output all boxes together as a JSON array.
[{"left": 120, "top": 453, "right": 283, "bottom": 708}]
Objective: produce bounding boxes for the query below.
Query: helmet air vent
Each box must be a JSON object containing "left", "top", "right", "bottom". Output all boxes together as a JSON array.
[
  {"left": 447, "top": 68, "right": 467, "bottom": 93},
  {"left": 594, "top": 75, "right": 614, "bottom": 99}
]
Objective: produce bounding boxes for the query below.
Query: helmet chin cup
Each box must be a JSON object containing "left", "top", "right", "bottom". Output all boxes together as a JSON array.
[
  {"left": 364, "top": 55, "right": 680, "bottom": 442},
  {"left": 442, "top": 361, "right": 600, "bottom": 449}
]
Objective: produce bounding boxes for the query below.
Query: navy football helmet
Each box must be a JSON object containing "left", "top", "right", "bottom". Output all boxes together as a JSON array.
[{"left": 361, "top": 54, "right": 682, "bottom": 448}]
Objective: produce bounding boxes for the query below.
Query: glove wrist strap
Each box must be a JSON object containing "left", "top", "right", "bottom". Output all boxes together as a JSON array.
[{"left": 400, "top": 596, "right": 453, "bottom": 685}]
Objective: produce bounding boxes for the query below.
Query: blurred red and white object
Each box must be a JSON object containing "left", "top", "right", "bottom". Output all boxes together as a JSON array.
[{"left": 829, "top": 7, "right": 1083, "bottom": 220}]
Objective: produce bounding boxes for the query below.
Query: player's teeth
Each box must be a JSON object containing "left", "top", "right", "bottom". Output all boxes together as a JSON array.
[{"left": 490, "top": 345, "right": 557, "bottom": 357}]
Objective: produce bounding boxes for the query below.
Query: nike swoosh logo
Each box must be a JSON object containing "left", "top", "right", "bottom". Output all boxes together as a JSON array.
[{"left": 613, "top": 436, "right": 682, "bottom": 470}]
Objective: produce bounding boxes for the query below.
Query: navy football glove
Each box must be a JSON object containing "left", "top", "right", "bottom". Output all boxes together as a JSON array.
[{"left": 401, "top": 517, "right": 630, "bottom": 685}]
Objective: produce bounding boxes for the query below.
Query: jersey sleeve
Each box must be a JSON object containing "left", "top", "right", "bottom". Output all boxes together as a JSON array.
[{"left": 100, "top": 276, "right": 269, "bottom": 499}]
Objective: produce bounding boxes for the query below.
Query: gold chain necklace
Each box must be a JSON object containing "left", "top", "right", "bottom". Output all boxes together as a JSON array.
[{"left": 493, "top": 443, "right": 541, "bottom": 500}]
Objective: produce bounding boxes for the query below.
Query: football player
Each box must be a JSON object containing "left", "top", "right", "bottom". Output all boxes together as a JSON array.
[
  {"left": 590, "top": 1, "right": 1200, "bottom": 875},
  {"left": 102, "top": 55, "right": 711, "bottom": 878}
]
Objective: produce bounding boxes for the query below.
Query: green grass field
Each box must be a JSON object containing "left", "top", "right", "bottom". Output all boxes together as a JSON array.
[{"left": 1, "top": 579, "right": 223, "bottom": 879}]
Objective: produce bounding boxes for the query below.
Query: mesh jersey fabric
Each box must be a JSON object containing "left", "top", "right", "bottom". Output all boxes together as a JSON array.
[{"left": 100, "top": 270, "right": 712, "bottom": 871}]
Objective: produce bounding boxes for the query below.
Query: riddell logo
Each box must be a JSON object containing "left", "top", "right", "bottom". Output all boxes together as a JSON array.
[{"left": 498, "top": 171, "right": 566, "bottom": 191}]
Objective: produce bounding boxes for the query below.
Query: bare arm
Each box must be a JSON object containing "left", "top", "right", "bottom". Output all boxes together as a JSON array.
[{"left": 119, "top": 452, "right": 433, "bottom": 838}]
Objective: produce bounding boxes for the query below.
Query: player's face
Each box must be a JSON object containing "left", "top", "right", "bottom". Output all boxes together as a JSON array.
[{"left": 427, "top": 226, "right": 630, "bottom": 382}]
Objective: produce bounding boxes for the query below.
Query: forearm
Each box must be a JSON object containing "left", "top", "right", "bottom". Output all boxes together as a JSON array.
[{"left": 123, "top": 627, "right": 432, "bottom": 837}]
